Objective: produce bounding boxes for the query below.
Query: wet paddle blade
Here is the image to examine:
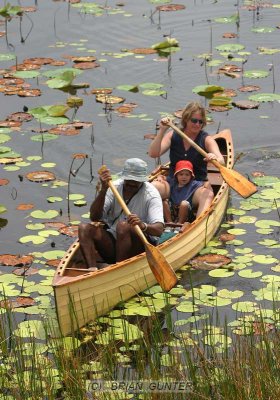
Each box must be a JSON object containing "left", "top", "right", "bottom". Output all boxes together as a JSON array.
[
  {"left": 218, "top": 164, "right": 257, "bottom": 198},
  {"left": 144, "top": 242, "right": 177, "bottom": 291}
]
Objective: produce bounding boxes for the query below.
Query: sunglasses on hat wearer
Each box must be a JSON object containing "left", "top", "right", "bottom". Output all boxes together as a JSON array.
[{"left": 190, "top": 117, "right": 203, "bottom": 125}]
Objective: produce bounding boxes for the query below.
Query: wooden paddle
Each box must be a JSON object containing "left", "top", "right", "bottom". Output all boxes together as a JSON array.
[
  {"left": 107, "top": 180, "right": 178, "bottom": 292},
  {"left": 167, "top": 122, "right": 257, "bottom": 198}
]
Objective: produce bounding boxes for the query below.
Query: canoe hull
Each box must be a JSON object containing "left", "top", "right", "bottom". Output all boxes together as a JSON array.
[{"left": 53, "top": 129, "right": 233, "bottom": 335}]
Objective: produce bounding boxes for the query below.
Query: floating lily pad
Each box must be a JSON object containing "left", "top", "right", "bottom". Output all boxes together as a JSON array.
[
  {"left": 251, "top": 27, "right": 275, "bottom": 33},
  {"left": 238, "top": 269, "right": 263, "bottom": 278},
  {"left": 243, "top": 70, "right": 269, "bottom": 79},
  {"left": 190, "top": 254, "right": 232, "bottom": 270},
  {"left": 14, "top": 320, "right": 46, "bottom": 339},
  {"left": 95, "top": 94, "right": 125, "bottom": 104},
  {"left": 0, "top": 204, "right": 7, "bottom": 214},
  {"left": 258, "top": 47, "right": 280, "bottom": 55},
  {"left": 12, "top": 70, "right": 40, "bottom": 79},
  {"left": 0, "top": 134, "right": 11, "bottom": 143},
  {"left": 31, "top": 134, "right": 58, "bottom": 142},
  {"left": 142, "top": 89, "right": 167, "bottom": 96},
  {"left": 152, "top": 38, "right": 179, "bottom": 51},
  {"left": 248, "top": 93, "right": 280, "bottom": 102},
  {"left": 215, "top": 43, "right": 245, "bottom": 52},
  {"left": 252, "top": 255, "right": 278, "bottom": 264},
  {"left": 0, "top": 53, "right": 16, "bottom": 61},
  {"left": 41, "top": 250, "right": 65, "bottom": 260},
  {"left": 208, "top": 269, "right": 235, "bottom": 278},
  {"left": 0, "top": 254, "right": 33, "bottom": 266},
  {"left": 176, "top": 301, "right": 199, "bottom": 313},
  {"left": 192, "top": 84, "right": 224, "bottom": 97},
  {"left": 232, "top": 100, "right": 259, "bottom": 109},
  {"left": 227, "top": 228, "right": 247, "bottom": 235},
  {"left": 26, "top": 171, "right": 56, "bottom": 182},
  {"left": 217, "top": 289, "right": 244, "bottom": 299},
  {"left": 30, "top": 210, "right": 59, "bottom": 219},
  {"left": 19, "top": 235, "right": 46, "bottom": 245},
  {"left": 238, "top": 216, "right": 257, "bottom": 224},
  {"left": 47, "top": 196, "right": 63, "bottom": 203},
  {"left": 38, "top": 230, "right": 60, "bottom": 238},
  {"left": 232, "top": 301, "right": 258, "bottom": 312}
]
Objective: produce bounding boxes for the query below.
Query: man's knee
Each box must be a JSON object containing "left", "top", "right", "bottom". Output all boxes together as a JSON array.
[
  {"left": 78, "top": 222, "right": 100, "bottom": 241},
  {"left": 78, "top": 222, "right": 88, "bottom": 239}
]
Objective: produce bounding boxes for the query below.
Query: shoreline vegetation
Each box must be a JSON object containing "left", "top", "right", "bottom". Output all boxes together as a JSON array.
[{"left": 1, "top": 294, "right": 280, "bottom": 400}]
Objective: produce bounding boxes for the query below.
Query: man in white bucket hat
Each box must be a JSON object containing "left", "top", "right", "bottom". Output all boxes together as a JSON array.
[{"left": 78, "top": 158, "right": 164, "bottom": 269}]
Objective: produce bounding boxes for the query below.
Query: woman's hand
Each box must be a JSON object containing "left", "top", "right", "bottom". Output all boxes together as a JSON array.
[
  {"left": 204, "top": 153, "right": 218, "bottom": 163},
  {"left": 159, "top": 117, "right": 172, "bottom": 132}
]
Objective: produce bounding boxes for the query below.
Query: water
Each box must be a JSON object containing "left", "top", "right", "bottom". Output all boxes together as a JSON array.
[{"left": 0, "top": 0, "right": 279, "bottom": 325}]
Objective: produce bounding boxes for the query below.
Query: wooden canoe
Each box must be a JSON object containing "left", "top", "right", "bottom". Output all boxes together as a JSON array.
[{"left": 53, "top": 129, "right": 233, "bottom": 335}]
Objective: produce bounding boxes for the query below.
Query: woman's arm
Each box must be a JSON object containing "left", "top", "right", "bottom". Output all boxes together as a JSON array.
[
  {"left": 204, "top": 136, "right": 225, "bottom": 165},
  {"left": 148, "top": 118, "right": 173, "bottom": 158}
]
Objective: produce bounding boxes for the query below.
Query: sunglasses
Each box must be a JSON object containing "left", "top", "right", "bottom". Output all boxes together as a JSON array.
[{"left": 190, "top": 117, "right": 203, "bottom": 125}]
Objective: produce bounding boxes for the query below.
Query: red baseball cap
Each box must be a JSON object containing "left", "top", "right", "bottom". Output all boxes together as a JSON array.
[{"left": 174, "top": 160, "right": 194, "bottom": 177}]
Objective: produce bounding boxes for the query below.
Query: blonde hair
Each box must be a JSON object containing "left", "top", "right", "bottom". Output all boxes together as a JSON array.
[{"left": 181, "top": 101, "right": 206, "bottom": 130}]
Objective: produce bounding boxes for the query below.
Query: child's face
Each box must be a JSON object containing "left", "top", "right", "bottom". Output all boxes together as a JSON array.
[{"left": 176, "top": 170, "right": 192, "bottom": 186}]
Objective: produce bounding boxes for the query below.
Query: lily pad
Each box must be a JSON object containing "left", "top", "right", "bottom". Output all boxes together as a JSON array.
[
  {"left": 214, "top": 14, "right": 239, "bottom": 24},
  {"left": 208, "top": 269, "right": 235, "bottom": 278},
  {"left": 251, "top": 27, "right": 275, "bottom": 33},
  {"left": 14, "top": 320, "right": 46, "bottom": 339},
  {"left": 232, "top": 301, "right": 258, "bottom": 313},
  {"left": 217, "top": 289, "right": 244, "bottom": 299},
  {"left": 30, "top": 210, "right": 59, "bottom": 219},
  {"left": 243, "top": 70, "right": 269, "bottom": 79},
  {"left": 215, "top": 43, "right": 245, "bottom": 52},
  {"left": 252, "top": 255, "right": 278, "bottom": 264},
  {"left": 248, "top": 93, "right": 280, "bottom": 102},
  {"left": 19, "top": 235, "right": 46, "bottom": 245},
  {"left": 26, "top": 171, "right": 56, "bottom": 182},
  {"left": 192, "top": 85, "right": 224, "bottom": 97},
  {"left": 238, "top": 269, "right": 263, "bottom": 278}
]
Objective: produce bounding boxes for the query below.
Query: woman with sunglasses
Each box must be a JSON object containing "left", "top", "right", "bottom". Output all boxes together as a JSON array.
[{"left": 148, "top": 101, "right": 225, "bottom": 218}]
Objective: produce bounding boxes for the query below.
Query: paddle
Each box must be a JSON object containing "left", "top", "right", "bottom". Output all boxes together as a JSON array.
[
  {"left": 106, "top": 179, "right": 178, "bottom": 292},
  {"left": 167, "top": 121, "right": 257, "bottom": 198}
]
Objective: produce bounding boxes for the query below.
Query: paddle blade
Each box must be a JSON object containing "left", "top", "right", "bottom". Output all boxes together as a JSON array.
[
  {"left": 144, "top": 242, "right": 177, "bottom": 291},
  {"left": 218, "top": 164, "right": 257, "bottom": 198}
]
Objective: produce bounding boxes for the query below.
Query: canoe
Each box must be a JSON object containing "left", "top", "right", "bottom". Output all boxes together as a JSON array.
[{"left": 53, "top": 129, "right": 233, "bottom": 335}]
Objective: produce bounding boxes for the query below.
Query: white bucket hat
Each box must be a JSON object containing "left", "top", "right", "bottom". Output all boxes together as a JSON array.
[{"left": 121, "top": 158, "right": 148, "bottom": 182}]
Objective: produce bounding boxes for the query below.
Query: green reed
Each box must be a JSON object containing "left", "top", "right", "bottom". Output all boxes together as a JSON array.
[{"left": 0, "top": 295, "right": 280, "bottom": 400}]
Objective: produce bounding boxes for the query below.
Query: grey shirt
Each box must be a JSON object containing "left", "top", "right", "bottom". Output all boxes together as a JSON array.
[{"left": 102, "top": 179, "right": 164, "bottom": 240}]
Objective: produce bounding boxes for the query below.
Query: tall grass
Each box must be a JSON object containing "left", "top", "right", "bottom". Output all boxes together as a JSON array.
[{"left": 0, "top": 300, "right": 280, "bottom": 399}]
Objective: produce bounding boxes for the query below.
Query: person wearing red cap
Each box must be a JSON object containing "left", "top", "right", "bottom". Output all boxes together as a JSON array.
[{"left": 163, "top": 160, "right": 204, "bottom": 224}]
